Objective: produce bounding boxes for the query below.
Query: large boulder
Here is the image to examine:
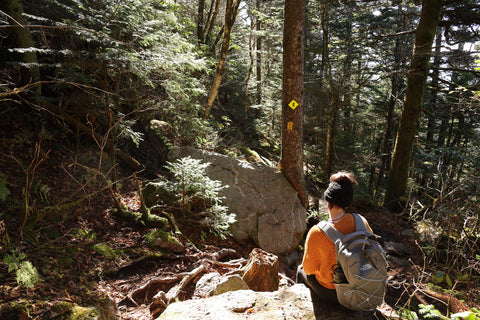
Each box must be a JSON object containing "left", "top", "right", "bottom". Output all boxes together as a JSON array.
[
  {"left": 157, "top": 284, "right": 376, "bottom": 320},
  {"left": 168, "top": 147, "right": 306, "bottom": 256},
  {"left": 157, "top": 284, "right": 315, "bottom": 320}
]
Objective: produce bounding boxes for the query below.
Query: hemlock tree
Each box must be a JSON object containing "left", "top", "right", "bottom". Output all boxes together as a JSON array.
[
  {"left": 383, "top": 0, "right": 442, "bottom": 211},
  {"left": 0, "top": 0, "right": 41, "bottom": 92},
  {"left": 281, "top": 0, "right": 308, "bottom": 207},
  {"left": 203, "top": 0, "right": 241, "bottom": 119}
]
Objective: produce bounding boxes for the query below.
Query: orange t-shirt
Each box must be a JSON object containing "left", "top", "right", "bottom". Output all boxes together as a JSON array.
[{"left": 302, "top": 213, "right": 372, "bottom": 289}]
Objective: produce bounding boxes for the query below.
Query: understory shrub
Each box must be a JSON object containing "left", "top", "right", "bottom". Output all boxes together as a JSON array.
[{"left": 149, "top": 156, "right": 236, "bottom": 238}]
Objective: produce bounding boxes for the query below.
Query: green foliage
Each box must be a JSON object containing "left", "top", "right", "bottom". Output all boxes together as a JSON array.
[
  {"left": 432, "top": 271, "right": 453, "bottom": 288},
  {"left": 0, "top": 175, "right": 11, "bottom": 201},
  {"left": 117, "top": 118, "right": 144, "bottom": 148},
  {"left": 16, "top": 0, "right": 210, "bottom": 150},
  {"left": 144, "top": 229, "right": 182, "bottom": 250},
  {"left": 204, "top": 203, "right": 237, "bottom": 239},
  {"left": 307, "top": 209, "right": 329, "bottom": 223},
  {"left": 34, "top": 182, "right": 51, "bottom": 203},
  {"left": 71, "top": 228, "right": 97, "bottom": 241},
  {"left": 419, "top": 304, "right": 480, "bottom": 320},
  {"left": 16, "top": 261, "right": 40, "bottom": 288},
  {"left": 2, "top": 250, "right": 40, "bottom": 288},
  {"left": 398, "top": 308, "right": 419, "bottom": 320},
  {"left": 92, "top": 243, "right": 118, "bottom": 260},
  {"left": 149, "top": 157, "right": 236, "bottom": 238},
  {"left": 158, "top": 157, "right": 226, "bottom": 211}
]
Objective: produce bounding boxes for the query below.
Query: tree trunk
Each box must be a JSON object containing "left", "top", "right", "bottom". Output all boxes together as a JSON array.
[
  {"left": 425, "top": 28, "right": 443, "bottom": 151},
  {"left": 320, "top": 4, "right": 337, "bottom": 182},
  {"left": 244, "top": 3, "right": 255, "bottom": 124},
  {"left": 383, "top": 0, "right": 442, "bottom": 211},
  {"left": 324, "top": 110, "right": 336, "bottom": 182},
  {"left": 341, "top": 2, "right": 354, "bottom": 134},
  {"left": 203, "top": 0, "right": 241, "bottom": 119},
  {"left": 197, "top": 0, "right": 205, "bottom": 44},
  {"left": 256, "top": 0, "right": 263, "bottom": 106},
  {"left": 1, "top": 0, "right": 41, "bottom": 92},
  {"left": 204, "top": 0, "right": 222, "bottom": 49},
  {"left": 375, "top": 31, "right": 404, "bottom": 197},
  {"left": 281, "top": 0, "right": 307, "bottom": 208}
]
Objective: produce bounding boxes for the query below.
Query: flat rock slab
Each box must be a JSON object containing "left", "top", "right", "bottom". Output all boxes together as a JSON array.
[
  {"left": 157, "top": 284, "right": 376, "bottom": 320},
  {"left": 157, "top": 284, "right": 315, "bottom": 319}
]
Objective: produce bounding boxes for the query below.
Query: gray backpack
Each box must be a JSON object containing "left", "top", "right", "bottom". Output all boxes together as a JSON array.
[{"left": 318, "top": 214, "right": 388, "bottom": 311}]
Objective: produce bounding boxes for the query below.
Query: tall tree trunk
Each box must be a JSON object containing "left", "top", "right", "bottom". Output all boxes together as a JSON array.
[
  {"left": 324, "top": 110, "right": 336, "bottom": 182},
  {"left": 376, "top": 38, "right": 403, "bottom": 197},
  {"left": 320, "top": 4, "right": 337, "bottom": 182},
  {"left": 281, "top": 0, "right": 307, "bottom": 208},
  {"left": 1, "top": 0, "right": 41, "bottom": 92},
  {"left": 383, "top": 0, "right": 442, "bottom": 211},
  {"left": 197, "top": 0, "right": 205, "bottom": 44},
  {"left": 341, "top": 2, "right": 354, "bottom": 134},
  {"left": 203, "top": 0, "right": 241, "bottom": 119},
  {"left": 255, "top": 0, "right": 263, "bottom": 105},
  {"left": 244, "top": 2, "right": 255, "bottom": 124},
  {"left": 205, "top": 0, "right": 222, "bottom": 49},
  {"left": 425, "top": 28, "right": 443, "bottom": 151}
]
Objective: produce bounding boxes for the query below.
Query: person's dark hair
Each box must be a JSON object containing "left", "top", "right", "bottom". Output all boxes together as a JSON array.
[{"left": 324, "top": 171, "right": 357, "bottom": 208}]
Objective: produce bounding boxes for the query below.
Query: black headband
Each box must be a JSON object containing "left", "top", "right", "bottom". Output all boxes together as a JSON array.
[{"left": 324, "top": 179, "right": 353, "bottom": 208}]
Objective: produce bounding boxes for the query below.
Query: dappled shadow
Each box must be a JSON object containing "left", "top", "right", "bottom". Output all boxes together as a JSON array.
[{"left": 307, "top": 290, "right": 377, "bottom": 320}]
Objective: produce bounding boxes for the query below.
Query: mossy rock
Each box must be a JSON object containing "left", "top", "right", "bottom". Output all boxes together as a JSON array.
[
  {"left": 144, "top": 229, "right": 184, "bottom": 253},
  {"left": 143, "top": 181, "right": 176, "bottom": 208},
  {"left": 0, "top": 302, "right": 29, "bottom": 320},
  {"left": 0, "top": 301, "right": 114, "bottom": 320},
  {"left": 240, "top": 147, "right": 263, "bottom": 163},
  {"left": 92, "top": 243, "right": 119, "bottom": 260},
  {"left": 116, "top": 207, "right": 168, "bottom": 228}
]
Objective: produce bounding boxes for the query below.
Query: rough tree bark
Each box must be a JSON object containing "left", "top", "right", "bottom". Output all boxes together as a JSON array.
[
  {"left": 0, "top": 0, "right": 41, "bottom": 92},
  {"left": 256, "top": 0, "right": 263, "bottom": 106},
  {"left": 383, "top": 0, "right": 442, "bottom": 211},
  {"left": 281, "top": 0, "right": 308, "bottom": 207},
  {"left": 203, "top": 0, "right": 241, "bottom": 119}
]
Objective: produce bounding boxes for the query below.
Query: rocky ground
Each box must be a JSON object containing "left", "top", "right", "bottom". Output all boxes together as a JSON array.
[{"left": 1, "top": 144, "right": 478, "bottom": 319}]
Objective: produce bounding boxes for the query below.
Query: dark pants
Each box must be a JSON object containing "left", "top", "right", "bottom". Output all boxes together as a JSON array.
[{"left": 296, "top": 265, "right": 339, "bottom": 304}]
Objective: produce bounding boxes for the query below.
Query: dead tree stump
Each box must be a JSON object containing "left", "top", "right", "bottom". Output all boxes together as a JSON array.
[{"left": 242, "top": 248, "right": 279, "bottom": 292}]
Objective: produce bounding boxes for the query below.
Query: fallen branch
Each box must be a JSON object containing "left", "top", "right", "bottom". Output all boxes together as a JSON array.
[
  {"left": 166, "top": 264, "right": 207, "bottom": 304},
  {"left": 122, "top": 274, "right": 186, "bottom": 307},
  {"left": 422, "top": 288, "right": 471, "bottom": 313}
]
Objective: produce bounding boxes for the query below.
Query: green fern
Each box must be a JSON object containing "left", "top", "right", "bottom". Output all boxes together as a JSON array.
[
  {"left": 16, "top": 261, "right": 40, "bottom": 288},
  {"left": 2, "top": 251, "right": 40, "bottom": 288}
]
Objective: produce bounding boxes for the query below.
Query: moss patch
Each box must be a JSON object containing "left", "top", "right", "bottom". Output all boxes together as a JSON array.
[
  {"left": 92, "top": 243, "right": 118, "bottom": 260},
  {"left": 144, "top": 229, "right": 184, "bottom": 253}
]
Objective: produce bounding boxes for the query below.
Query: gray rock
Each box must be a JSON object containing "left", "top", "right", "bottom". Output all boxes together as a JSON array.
[
  {"left": 194, "top": 272, "right": 223, "bottom": 298},
  {"left": 384, "top": 241, "right": 409, "bottom": 255},
  {"left": 157, "top": 284, "right": 375, "bottom": 320},
  {"left": 168, "top": 147, "right": 306, "bottom": 256},
  {"left": 214, "top": 275, "right": 250, "bottom": 296},
  {"left": 157, "top": 284, "right": 315, "bottom": 320}
]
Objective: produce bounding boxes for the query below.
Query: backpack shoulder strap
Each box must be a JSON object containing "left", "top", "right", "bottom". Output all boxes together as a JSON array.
[
  {"left": 318, "top": 220, "right": 344, "bottom": 243},
  {"left": 353, "top": 213, "right": 369, "bottom": 232},
  {"left": 353, "top": 214, "right": 382, "bottom": 240}
]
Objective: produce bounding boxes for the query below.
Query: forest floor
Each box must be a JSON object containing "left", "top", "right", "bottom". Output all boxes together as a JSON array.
[{"left": 0, "top": 141, "right": 479, "bottom": 320}]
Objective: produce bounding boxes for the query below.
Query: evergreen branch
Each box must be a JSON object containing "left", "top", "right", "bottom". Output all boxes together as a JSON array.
[
  {"left": 0, "top": 24, "right": 121, "bottom": 43},
  {"left": 0, "top": 80, "right": 111, "bottom": 99},
  {"left": 0, "top": 9, "right": 24, "bottom": 27}
]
